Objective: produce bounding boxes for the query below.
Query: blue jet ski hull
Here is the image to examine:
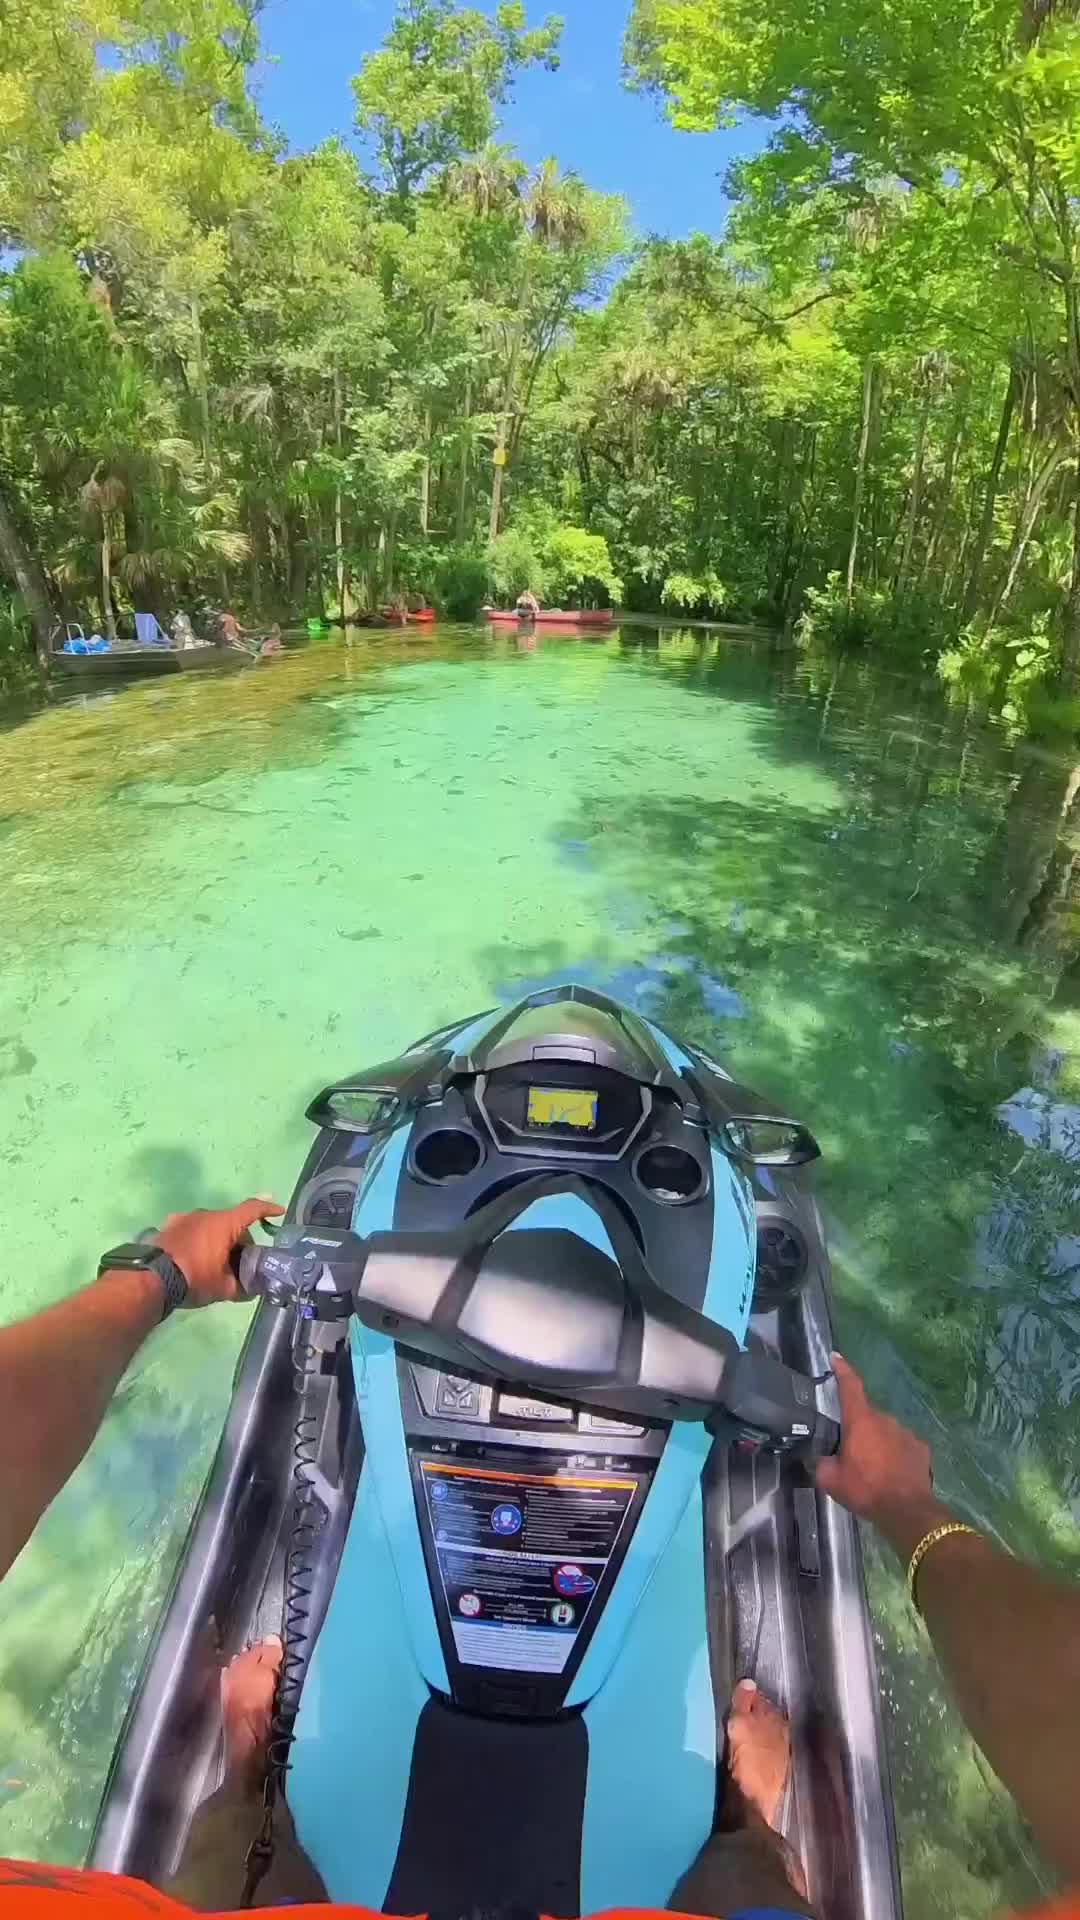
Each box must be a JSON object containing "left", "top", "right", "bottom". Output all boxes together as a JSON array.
[{"left": 91, "top": 987, "right": 901, "bottom": 1920}]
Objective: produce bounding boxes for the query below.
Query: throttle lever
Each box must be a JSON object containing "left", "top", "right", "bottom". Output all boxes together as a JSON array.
[
  {"left": 709, "top": 1349, "right": 840, "bottom": 1461},
  {"left": 238, "top": 1227, "right": 367, "bottom": 1320}
]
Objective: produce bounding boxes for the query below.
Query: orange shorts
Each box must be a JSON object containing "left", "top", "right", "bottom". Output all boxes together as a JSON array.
[{"left": 1, "top": 1861, "right": 1078, "bottom": 1920}]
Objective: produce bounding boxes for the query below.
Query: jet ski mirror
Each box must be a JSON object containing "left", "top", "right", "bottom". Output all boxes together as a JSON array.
[
  {"left": 720, "top": 1116, "right": 821, "bottom": 1168},
  {"left": 307, "top": 1085, "right": 399, "bottom": 1133}
]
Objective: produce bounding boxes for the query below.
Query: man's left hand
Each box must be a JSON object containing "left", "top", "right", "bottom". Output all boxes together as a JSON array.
[{"left": 156, "top": 1199, "right": 285, "bottom": 1309}]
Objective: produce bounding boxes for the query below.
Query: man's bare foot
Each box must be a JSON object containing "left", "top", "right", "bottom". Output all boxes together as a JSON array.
[
  {"left": 221, "top": 1636, "right": 282, "bottom": 1796},
  {"left": 725, "top": 1679, "right": 808, "bottom": 1903},
  {"left": 726, "top": 1677, "right": 791, "bottom": 1829}
]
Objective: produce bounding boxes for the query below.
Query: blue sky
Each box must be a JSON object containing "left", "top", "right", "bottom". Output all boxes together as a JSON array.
[{"left": 253, "top": 0, "right": 768, "bottom": 239}]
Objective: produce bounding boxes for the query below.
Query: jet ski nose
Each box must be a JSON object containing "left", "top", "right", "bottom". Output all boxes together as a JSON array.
[{"left": 466, "top": 986, "right": 670, "bottom": 1085}]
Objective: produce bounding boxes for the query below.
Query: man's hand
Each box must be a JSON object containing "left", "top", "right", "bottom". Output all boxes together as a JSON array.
[
  {"left": 156, "top": 1199, "right": 285, "bottom": 1309},
  {"left": 0, "top": 1195, "right": 287, "bottom": 1583},
  {"left": 816, "top": 1353, "right": 938, "bottom": 1554}
]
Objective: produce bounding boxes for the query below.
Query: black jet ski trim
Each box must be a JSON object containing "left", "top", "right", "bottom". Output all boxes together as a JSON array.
[{"left": 91, "top": 986, "right": 901, "bottom": 1920}]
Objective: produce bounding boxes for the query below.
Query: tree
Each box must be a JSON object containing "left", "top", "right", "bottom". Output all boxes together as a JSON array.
[
  {"left": 626, "top": 0, "right": 1080, "bottom": 687},
  {"left": 353, "top": 0, "right": 562, "bottom": 214},
  {"left": 484, "top": 162, "right": 628, "bottom": 538}
]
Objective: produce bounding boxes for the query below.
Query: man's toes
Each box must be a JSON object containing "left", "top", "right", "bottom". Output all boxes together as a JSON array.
[{"left": 729, "top": 1677, "right": 760, "bottom": 1726}]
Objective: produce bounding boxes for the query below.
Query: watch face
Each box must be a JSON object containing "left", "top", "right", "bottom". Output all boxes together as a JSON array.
[{"left": 99, "top": 1244, "right": 186, "bottom": 1318}]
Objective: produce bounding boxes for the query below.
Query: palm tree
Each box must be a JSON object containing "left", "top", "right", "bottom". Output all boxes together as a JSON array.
[
  {"left": 445, "top": 144, "right": 523, "bottom": 220},
  {"left": 489, "top": 163, "right": 600, "bottom": 539},
  {"left": 73, "top": 361, "right": 252, "bottom": 632}
]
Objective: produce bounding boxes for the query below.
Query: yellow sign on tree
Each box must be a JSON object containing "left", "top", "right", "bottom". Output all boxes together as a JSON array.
[{"left": 492, "top": 446, "right": 508, "bottom": 468}]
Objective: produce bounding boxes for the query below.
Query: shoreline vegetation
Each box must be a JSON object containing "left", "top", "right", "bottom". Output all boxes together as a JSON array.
[{"left": 4, "top": 0, "right": 1080, "bottom": 735}]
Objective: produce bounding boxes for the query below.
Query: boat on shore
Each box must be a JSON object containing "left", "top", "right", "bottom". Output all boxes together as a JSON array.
[{"left": 486, "top": 607, "right": 615, "bottom": 629}]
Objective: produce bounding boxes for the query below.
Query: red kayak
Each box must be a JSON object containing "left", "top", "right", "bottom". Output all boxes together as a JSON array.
[
  {"left": 408, "top": 608, "right": 436, "bottom": 623},
  {"left": 486, "top": 608, "right": 615, "bottom": 629}
]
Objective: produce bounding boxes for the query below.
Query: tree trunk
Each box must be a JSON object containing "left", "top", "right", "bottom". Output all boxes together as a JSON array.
[
  {"left": 287, "top": 510, "right": 308, "bottom": 609},
  {"left": 990, "top": 448, "right": 1067, "bottom": 624},
  {"left": 312, "top": 511, "right": 326, "bottom": 621},
  {"left": 0, "top": 471, "right": 52, "bottom": 666},
  {"left": 191, "top": 295, "right": 212, "bottom": 469},
  {"left": 489, "top": 448, "right": 507, "bottom": 544},
  {"left": 490, "top": 287, "right": 529, "bottom": 542},
  {"left": 457, "top": 380, "right": 472, "bottom": 542},
  {"left": 896, "top": 390, "right": 932, "bottom": 590},
  {"left": 382, "top": 512, "right": 398, "bottom": 596},
  {"left": 1060, "top": 452, "right": 1080, "bottom": 694},
  {"left": 846, "top": 358, "right": 876, "bottom": 604},
  {"left": 332, "top": 368, "right": 348, "bottom": 618},
  {"left": 248, "top": 503, "right": 263, "bottom": 615},
  {"left": 420, "top": 406, "right": 432, "bottom": 535},
  {"left": 961, "top": 364, "right": 1018, "bottom": 625},
  {"left": 100, "top": 514, "right": 117, "bottom": 642},
  {"left": 943, "top": 472, "right": 979, "bottom": 604},
  {"left": 780, "top": 430, "right": 818, "bottom": 625},
  {"left": 919, "top": 397, "right": 966, "bottom": 585}
]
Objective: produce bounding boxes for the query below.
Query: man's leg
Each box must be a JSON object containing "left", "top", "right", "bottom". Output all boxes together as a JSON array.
[
  {"left": 668, "top": 1680, "right": 820, "bottom": 1920},
  {"left": 166, "top": 1639, "right": 327, "bottom": 1911}
]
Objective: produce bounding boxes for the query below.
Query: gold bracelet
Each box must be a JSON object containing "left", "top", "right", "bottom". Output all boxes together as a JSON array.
[{"left": 907, "top": 1522, "right": 982, "bottom": 1614}]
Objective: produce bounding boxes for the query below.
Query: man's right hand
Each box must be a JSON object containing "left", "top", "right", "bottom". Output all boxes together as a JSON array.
[{"left": 816, "top": 1353, "right": 943, "bottom": 1556}]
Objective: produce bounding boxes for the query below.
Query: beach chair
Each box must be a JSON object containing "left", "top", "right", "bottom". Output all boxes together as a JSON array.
[{"left": 134, "top": 611, "right": 170, "bottom": 648}]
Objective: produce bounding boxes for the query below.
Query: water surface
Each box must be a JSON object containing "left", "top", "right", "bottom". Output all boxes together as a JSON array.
[{"left": 1, "top": 623, "right": 1078, "bottom": 1916}]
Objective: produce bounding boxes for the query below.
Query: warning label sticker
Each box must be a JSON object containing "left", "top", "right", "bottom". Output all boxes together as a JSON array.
[{"left": 418, "top": 1460, "right": 640, "bottom": 1675}]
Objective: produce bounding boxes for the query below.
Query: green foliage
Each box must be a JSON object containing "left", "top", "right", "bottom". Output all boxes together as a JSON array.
[
  {"left": 2, "top": 0, "right": 1080, "bottom": 707},
  {"left": 661, "top": 570, "right": 727, "bottom": 614},
  {"left": 798, "top": 574, "right": 948, "bottom": 657},
  {"left": 488, "top": 510, "right": 621, "bottom": 605},
  {"left": 488, "top": 523, "right": 548, "bottom": 601},
  {"left": 352, "top": 0, "right": 562, "bottom": 206},
  {"left": 625, "top": 0, "right": 1080, "bottom": 693},
  {"left": 939, "top": 613, "right": 1056, "bottom": 730},
  {"left": 0, "top": 593, "right": 34, "bottom": 694},
  {"left": 543, "top": 524, "right": 622, "bottom": 604},
  {"left": 433, "top": 540, "right": 489, "bottom": 617}
]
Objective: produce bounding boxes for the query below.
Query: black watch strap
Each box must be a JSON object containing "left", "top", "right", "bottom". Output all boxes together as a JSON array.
[{"left": 97, "top": 1243, "right": 189, "bottom": 1320}]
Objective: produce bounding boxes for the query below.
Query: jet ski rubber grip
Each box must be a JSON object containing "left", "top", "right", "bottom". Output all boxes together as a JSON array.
[{"left": 809, "top": 1412, "right": 841, "bottom": 1459}]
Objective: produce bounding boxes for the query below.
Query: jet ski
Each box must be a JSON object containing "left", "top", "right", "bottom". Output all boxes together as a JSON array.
[{"left": 91, "top": 985, "right": 900, "bottom": 1920}]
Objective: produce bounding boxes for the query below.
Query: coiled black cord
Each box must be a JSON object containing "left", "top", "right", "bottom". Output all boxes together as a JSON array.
[
  {"left": 242, "top": 1308, "right": 326, "bottom": 1906},
  {"left": 278, "top": 1319, "right": 324, "bottom": 1725}
]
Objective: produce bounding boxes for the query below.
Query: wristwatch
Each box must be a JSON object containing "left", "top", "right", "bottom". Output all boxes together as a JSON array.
[{"left": 97, "top": 1243, "right": 189, "bottom": 1320}]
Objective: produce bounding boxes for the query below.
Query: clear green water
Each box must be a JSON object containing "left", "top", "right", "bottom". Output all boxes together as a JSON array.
[{"left": 1, "top": 623, "right": 1078, "bottom": 1915}]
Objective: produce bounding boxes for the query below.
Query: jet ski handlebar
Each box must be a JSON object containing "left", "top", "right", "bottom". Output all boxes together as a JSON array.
[{"left": 238, "top": 1207, "right": 840, "bottom": 1463}]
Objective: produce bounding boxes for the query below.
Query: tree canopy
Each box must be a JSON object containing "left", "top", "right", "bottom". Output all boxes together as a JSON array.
[
  {"left": 1, "top": 0, "right": 1080, "bottom": 730},
  {"left": 624, "top": 0, "right": 1080, "bottom": 716}
]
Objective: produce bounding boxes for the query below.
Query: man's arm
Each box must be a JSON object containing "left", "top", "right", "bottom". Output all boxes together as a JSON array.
[
  {"left": 0, "top": 1198, "right": 281, "bottom": 1583},
  {"left": 818, "top": 1355, "right": 1080, "bottom": 1884}
]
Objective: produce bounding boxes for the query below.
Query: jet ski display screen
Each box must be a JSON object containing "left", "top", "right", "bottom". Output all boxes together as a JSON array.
[{"left": 526, "top": 1085, "right": 599, "bottom": 1132}]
